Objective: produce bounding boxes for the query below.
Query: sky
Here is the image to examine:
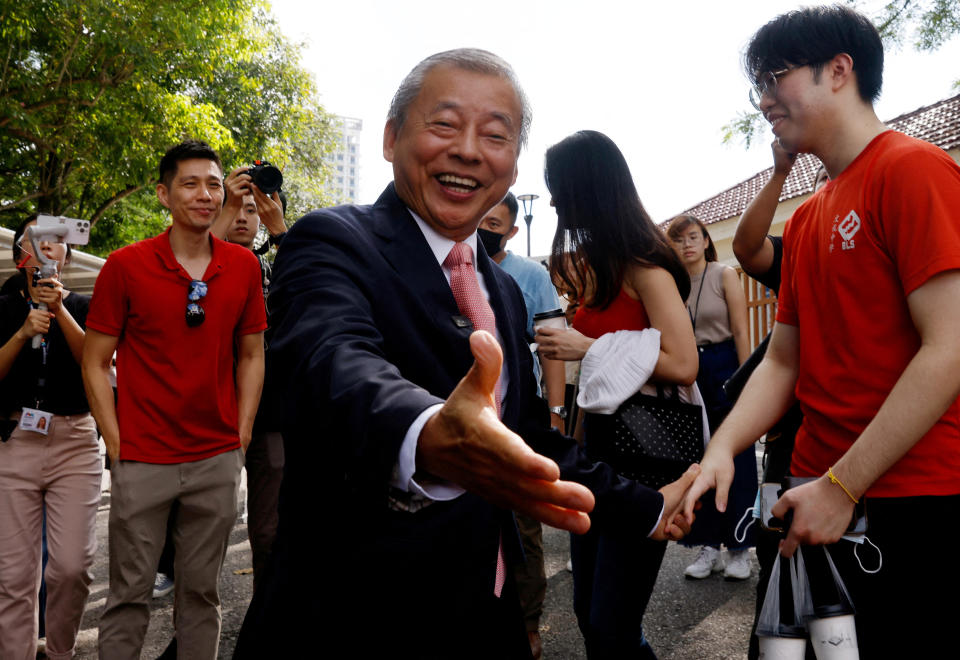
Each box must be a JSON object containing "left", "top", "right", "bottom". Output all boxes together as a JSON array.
[{"left": 270, "top": 0, "right": 960, "bottom": 256}]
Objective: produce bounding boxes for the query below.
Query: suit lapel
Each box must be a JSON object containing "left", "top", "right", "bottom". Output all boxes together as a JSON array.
[{"left": 368, "top": 185, "right": 475, "bottom": 375}]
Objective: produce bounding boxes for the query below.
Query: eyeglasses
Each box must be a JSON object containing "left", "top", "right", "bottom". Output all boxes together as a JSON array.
[
  {"left": 671, "top": 233, "right": 703, "bottom": 246},
  {"left": 186, "top": 280, "right": 207, "bottom": 328},
  {"left": 749, "top": 66, "right": 799, "bottom": 111}
]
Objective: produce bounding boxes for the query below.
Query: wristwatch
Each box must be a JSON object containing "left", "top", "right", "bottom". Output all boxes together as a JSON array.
[{"left": 549, "top": 406, "right": 568, "bottom": 419}]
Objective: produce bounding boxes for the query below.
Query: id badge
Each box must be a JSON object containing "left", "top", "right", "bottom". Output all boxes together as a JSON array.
[{"left": 19, "top": 407, "right": 52, "bottom": 435}]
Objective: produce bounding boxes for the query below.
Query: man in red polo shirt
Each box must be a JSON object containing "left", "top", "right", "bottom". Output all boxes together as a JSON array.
[
  {"left": 82, "top": 140, "right": 266, "bottom": 659},
  {"left": 682, "top": 6, "right": 960, "bottom": 657}
]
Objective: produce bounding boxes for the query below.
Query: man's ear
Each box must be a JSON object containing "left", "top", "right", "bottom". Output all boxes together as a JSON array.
[
  {"left": 156, "top": 182, "right": 170, "bottom": 210},
  {"left": 383, "top": 119, "right": 398, "bottom": 162},
  {"left": 827, "top": 53, "right": 855, "bottom": 92},
  {"left": 507, "top": 225, "right": 520, "bottom": 241}
]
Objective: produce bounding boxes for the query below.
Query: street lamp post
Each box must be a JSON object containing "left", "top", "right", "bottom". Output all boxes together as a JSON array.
[{"left": 517, "top": 193, "right": 539, "bottom": 257}]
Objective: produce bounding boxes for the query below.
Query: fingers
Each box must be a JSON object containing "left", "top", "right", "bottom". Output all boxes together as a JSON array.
[
  {"left": 662, "top": 512, "right": 693, "bottom": 541},
  {"left": 660, "top": 463, "right": 701, "bottom": 515},
  {"left": 513, "top": 473, "right": 594, "bottom": 513},
  {"left": 524, "top": 501, "right": 591, "bottom": 535},
  {"left": 464, "top": 330, "right": 502, "bottom": 401},
  {"left": 714, "top": 466, "right": 733, "bottom": 513},
  {"left": 675, "top": 463, "right": 701, "bottom": 492},
  {"left": 682, "top": 472, "right": 713, "bottom": 524},
  {"left": 769, "top": 492, "right": 790, "bottom": 521},
  {"left": 779, "top": 533, "right": 799, "bottom": 558}
]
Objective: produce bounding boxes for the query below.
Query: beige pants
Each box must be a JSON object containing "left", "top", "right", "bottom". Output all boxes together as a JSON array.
[
  {"left": 0, "top": 413, "right": 102, "bottom": 660},
  {"left": 97, "top": 448, "right": 242, "bottom": 660}
]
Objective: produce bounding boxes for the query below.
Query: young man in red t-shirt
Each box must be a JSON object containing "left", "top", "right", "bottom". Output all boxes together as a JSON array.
[
  {"left": 682, "top": 6, "right": 960, "bottom": 656},
  {"left": 82, "top": 140, "right": 266, "bottom": 659}
]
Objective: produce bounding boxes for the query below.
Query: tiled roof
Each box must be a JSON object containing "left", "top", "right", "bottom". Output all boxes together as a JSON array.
[{"left": 670, "top": 93, "right": 960, "bottom": 225}]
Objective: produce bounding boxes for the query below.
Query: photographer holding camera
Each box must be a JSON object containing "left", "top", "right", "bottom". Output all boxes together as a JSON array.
[
  {"left": 0, "top": 215, "right": 101, "bottom": 660},
  {"left": 213, "top": 161, "right": 287, "bottom": 588}
]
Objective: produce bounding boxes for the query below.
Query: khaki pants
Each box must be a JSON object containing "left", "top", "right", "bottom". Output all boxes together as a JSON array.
[
  {"left": 0, "top": 413, "right": 101, "bottom": 660},
  {"left": 512, "top": 513, "right": 546, "bottom": 633},
  {"left": 98, "top": 449, "right": 242, "bottom": 660}
]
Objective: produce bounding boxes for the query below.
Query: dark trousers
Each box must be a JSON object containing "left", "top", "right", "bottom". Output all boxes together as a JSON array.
[
  {"left": 751, "top": 493, "right": 960, "bottom": 658},
  {"left": 513, "top": 512, "right": 546, "bottom": 633},
  {"left": 684, "top": 340, "right": 757, "bottom": 550},
  {"left": 244, "top": 430, "right": 284, "bottom": 590},
  {"left": 571, "top": 527, "right": 666, "bottom": 659}
]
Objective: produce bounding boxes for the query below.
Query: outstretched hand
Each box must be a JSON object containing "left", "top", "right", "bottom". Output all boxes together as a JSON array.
[
  {"left": 417, "top": 330, "right": 595, "bottom": 534},
  {"left": 654, "top": 463, "right": 701, "bottom": 541}
]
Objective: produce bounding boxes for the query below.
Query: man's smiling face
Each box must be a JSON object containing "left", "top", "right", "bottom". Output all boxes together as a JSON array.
[{"left": 384, "top": 64, "right": 521, "bottom": 241}]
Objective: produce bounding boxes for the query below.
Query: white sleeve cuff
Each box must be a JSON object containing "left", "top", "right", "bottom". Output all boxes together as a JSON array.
[
  {"left": 390, "top": 403, "right": 465, "bottom": 501},
  {"left": 647, "top": 503, "right": 665, "bottom": 538}
]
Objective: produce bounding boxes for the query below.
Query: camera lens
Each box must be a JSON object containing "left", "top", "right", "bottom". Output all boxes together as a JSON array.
[{"left": 250, "top": 161, "right": 283, "bottom": 195}]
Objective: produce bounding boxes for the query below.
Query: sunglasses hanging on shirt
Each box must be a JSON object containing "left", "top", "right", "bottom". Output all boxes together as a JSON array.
[{"left": 186, "top": 279, "right": 207, "bottom": 327}]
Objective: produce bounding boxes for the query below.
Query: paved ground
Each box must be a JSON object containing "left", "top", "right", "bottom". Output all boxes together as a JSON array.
[{"left": 70, "top": 496, "right": 760, "bottom": 659}]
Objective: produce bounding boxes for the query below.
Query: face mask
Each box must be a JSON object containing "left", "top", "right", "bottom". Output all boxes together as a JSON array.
[{"left": 477, "top": 228, "right": 505, "bottom": 257}]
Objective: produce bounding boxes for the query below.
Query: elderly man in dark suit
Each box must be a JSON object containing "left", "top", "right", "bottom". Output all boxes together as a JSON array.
[{"left": 234, "top": 48, "right": 698, "bottom": 659}]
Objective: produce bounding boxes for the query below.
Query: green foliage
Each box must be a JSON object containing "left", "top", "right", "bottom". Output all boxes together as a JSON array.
[
  {"left": 0, "top": 0, "right": 338, "bottom": 256},
  {"left": 869, "top": 0, "right": 960, "bottom": 51},
  {"left": 721, "top": 111, "right": 766, "bottom": 149}
]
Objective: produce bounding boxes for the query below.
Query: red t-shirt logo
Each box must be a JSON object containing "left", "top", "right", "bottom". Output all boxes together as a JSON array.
[{"left": 838, "top": 210, "right": 861, "bottom": 241}]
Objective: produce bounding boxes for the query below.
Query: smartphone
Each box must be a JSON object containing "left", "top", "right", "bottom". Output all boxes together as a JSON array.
[
  {"left": 36, "top": 214, "right": 91, "bottom": 246},
  {"left": 759, "top": 482, "right": 785, "bottom": 531}
]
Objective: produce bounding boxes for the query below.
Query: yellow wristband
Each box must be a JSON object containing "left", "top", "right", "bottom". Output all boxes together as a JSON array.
[{"left": 827, "top": 466, "right": 859, "bottom": 504}]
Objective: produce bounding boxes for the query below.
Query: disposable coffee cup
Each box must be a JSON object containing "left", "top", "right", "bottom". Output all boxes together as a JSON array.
[
  {"left": 757, "top": 624, "right": 807, "bottom": 660},
  {"left": 533, "top": 309, "right": 566, "bottom": 331},
  {"left": 758, "top": 636, "right": 807, "bottom": 660},
  {"left": 808, "top": 605, "right": 858, "bottom": 660}
]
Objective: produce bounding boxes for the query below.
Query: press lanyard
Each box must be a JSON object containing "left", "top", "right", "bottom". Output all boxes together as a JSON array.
[
  {"left": 687, "top": 265, "right": 707, "bottom": 331},
  {"left": 26, "top": 297, "right": 50, "bottom": 408}
]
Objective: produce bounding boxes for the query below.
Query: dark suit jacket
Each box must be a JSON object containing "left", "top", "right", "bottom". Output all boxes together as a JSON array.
[{"left": 235, "top": 184, "right": 663, "bottom": 659}]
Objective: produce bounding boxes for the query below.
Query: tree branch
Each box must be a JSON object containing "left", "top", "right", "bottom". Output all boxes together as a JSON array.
[
  {"left": 90, "top": 184, "right": 146, "bottom": 225},
  {"left": 55, "top": 17, "right": 86, "bottom": 90},
  {"left": 3, "top": 127, "right": 55, "bottom": 153},
  {"left": 0, "top": 190, "right": 45, "bottom": 212}
]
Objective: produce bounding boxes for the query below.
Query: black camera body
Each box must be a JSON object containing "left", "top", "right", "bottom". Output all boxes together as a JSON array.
[{"left": 249, "top": 160, "right": 283, "bottom": 195}]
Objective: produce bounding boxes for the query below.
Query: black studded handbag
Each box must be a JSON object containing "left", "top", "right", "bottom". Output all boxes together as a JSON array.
[{"left": 583, "top": 386, "right": 704, "bottom": 489}]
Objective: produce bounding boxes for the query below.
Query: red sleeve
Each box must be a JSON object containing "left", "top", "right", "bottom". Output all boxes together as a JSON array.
[
  {"left": 875, "top": 145, "right": 960, "bottom": 295},
  {"left": 774, "top": 214, "right": 798, "bottom": 327},
  {"left": 237, "top": 251, "right": 267, "bottom": 336},
  {"left": 85, "top": 251, "right": 128, "bottom": 337}
]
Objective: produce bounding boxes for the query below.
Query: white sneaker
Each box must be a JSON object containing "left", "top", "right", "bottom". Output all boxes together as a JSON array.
[
  {"left": 684, "top": 546, "right": 721, "bottom": 579},
  {"left": 723, "top": 549, "right": 752, "bottom": 581},
  {"left": 153, "top": 572, "right": 174, "bottom": 598}
]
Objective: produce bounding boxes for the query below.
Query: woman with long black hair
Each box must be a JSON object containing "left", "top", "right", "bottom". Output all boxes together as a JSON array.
[{"left": 536, "top": 130, "right": 698, "bottom": 659}]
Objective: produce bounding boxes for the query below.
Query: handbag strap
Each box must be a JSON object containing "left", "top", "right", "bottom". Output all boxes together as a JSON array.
[{"left": 655, "top": 384, "right": 681, "bottom": 400}]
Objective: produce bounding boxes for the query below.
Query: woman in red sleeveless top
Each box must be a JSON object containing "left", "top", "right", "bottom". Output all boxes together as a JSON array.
[{"left": 536, "top": 131, "right": 698, "bottom": 659}]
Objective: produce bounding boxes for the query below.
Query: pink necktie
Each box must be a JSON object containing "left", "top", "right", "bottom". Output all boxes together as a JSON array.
[{"left": 443, "top": 242, "right": 506, "bottom": 597}]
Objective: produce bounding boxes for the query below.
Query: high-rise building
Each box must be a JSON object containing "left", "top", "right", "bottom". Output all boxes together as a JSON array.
[{"left": 330, "top": 116, "right": 362, "bottom": 203}]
